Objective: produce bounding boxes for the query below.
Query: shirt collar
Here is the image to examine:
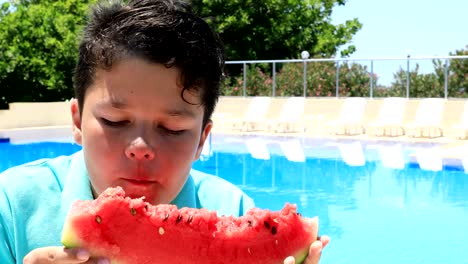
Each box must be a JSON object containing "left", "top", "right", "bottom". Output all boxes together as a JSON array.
[
  {"left": 60, "top": 151, "right": 93, "bottom": 218},
  {"left": 170, "top": 171, "right": 197, "bottom": 208}
]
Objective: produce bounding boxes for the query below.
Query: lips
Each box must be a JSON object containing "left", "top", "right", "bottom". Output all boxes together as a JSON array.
[
  {"left": 120, "top": 178, "right": 159, "bottom": 200},
  {"left": 122, "top": 178, "right": 156, "bottom": 186}
]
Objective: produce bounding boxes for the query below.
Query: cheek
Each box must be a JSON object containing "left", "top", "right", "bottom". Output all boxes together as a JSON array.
[
  {"left": 82, "top": 123, "right": 125, "bottom": 165},
  {"left": 161, "top": 134, "right": 201, "bottom": 160}
]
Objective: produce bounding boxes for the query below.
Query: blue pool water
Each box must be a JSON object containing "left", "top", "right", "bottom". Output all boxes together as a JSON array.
[{"left": 1, "top": 134, "right": 467, "bottom": 264}]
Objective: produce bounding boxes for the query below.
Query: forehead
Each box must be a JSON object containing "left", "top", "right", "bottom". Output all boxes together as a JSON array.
[{"left": 84, "top": 58, "right": 203, "bottom": 111}]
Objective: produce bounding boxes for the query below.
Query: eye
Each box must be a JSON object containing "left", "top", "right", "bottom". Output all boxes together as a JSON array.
[
  {"left": 160, "top": 126, "right": 185, "bottom": 136},
  {"left": 100, "top": 118, "right": 129, "bottom": 127}
]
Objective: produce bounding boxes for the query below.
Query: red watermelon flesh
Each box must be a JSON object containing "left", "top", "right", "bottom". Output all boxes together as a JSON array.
[{"left": 61, "top": 187, "right": 319, "bottom": 264}]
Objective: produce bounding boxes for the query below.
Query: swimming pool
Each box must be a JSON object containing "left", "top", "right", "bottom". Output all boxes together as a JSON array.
[{"left": 1, "top": 134, "right": 467, "bottom": 264}]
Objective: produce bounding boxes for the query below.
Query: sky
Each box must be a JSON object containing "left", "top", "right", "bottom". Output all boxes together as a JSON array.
[
  {"left": 332, "top": 0, "right": 467, "bottom": 58},
  {"left": 331, "top": 0, "right": 468, "bottom": 84}
]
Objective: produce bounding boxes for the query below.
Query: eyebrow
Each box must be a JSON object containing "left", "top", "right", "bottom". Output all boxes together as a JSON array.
[
  {"left": 97, "top": 98, "right": 198, "bottom": 118},
  {"left": 165, "top": 107, "right": 197, "bottom": 118},
  {"left": 95, "top": 98, "right": 128, "bottom": 109},
  {"left": 110, "top": 100, "right": 128, "bottom": 109}
]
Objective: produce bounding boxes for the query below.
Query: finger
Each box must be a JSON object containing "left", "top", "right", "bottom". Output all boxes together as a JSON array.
[
  {"left": 23, "top": 247, "right": 90, "bottom": 264},
  {"left": 304, "top": 240, "right": 323, "bottom": 264},
  {"left": 319, "top": 235, "right": 331, "bottom": 248},
  {"left": 95, "top": 258, "right": 111, "bottom": 264},
  {"left": 283, "top": 256, "right": 295, "bottom": 264}
]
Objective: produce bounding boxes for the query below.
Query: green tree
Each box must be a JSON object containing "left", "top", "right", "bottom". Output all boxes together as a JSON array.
[
  {"left": 390, "top": 64, "right": 444, "bottom": 98},
  {"left": 0, "top": 0, "right": 94, "bottom": 108},
  {"left": 221, "top": 61, "right": 373, "bottom": 97},
  {"left": 386, "top": 45, "right": 467, "bottom": 98},
  {"left": 434, "top": 45, "right": 468, "bottom": 97},
  {"left": 191, "top": 0, "right": 362, "bottom": 60}
]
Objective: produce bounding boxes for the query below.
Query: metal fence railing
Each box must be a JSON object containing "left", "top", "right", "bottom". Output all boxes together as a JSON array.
[{"left": 223, "top": 55, "right": 468, "bottom": 99}]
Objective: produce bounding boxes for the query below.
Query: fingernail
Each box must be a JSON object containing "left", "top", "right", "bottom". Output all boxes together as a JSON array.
[
  {"left": 76, "top": 249, "right": 90, "bottom": 260},
  {"left": 98, "top": 258, "right": 111, "bottom": 264}
]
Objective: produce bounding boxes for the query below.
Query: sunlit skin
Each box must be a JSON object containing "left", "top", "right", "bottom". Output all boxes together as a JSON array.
[{"left": 71, "top": 58, "right": 212, "bottom": 204}]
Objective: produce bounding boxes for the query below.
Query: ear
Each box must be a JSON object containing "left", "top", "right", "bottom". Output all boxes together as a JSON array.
[
  {"left": 70, "top": 98, "right": 83, "bottom": 145},
  {"left": 194, "top": 120, "right": 213, "bottom": 161}
]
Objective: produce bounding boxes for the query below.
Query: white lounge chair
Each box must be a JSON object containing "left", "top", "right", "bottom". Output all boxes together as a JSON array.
[
  {"left": 279, "top": 139, "right": 306, "bottom": 162},
  {"left": 406, "top": 98, "right": 445, "bottom": 138},
  {"left": 337, "top": 141, "right": 366, "bottom": 166},
  {"left": 441, "top": 144, "right": 468, "bottom": 173},
  {"left": 267, "top": 97, "right": 306, "bottom": 133},
  {"left": 232, "top": 96, "right": 271, "bottom": 132},
  {"left": 453, "top": 100, "right": 468, "bottom": 139},
  {"left": 414, "top": 147, "right": 443, "bottom": 171},
  {"left": 367, "top": 97, "right": 408, "bottom": 137},
  {"left": 245, "top": 138, "right": 270, "bottom": 160},
  {"left": 377, "top": 144, "right": 405, "bottom": 169},
  {"left": 329, "top": 97, "right": 367, "bottom": 135}
]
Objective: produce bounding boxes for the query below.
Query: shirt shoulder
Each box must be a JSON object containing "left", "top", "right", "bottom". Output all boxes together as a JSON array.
[
  {"left": 190, "top": 169, "right": 255, "bottom": 216},
  {"left": 0, "top": 155, "right": 73, "bottom": 194},
  {"left": 0, "top": 154, "right": 76, "bottom": 262}
]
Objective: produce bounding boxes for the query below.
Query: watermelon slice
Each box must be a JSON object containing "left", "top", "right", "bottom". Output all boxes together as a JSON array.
[{"left": 61, "top": 187, "right": 319, "bottom": 264}]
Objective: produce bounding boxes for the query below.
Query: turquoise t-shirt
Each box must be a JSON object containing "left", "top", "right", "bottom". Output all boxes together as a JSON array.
[{"left": 0, "top": 151, "right": 254, "bottom": 263}]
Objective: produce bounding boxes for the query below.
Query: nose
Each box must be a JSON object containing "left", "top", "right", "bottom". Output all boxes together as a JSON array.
[{"left": 125, "top": 137, "right": 155, "bottom": 160}]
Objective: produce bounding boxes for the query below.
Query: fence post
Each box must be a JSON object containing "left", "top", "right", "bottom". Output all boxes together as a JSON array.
[
  {"left": 335, "top": 61, "right": 340, "bottom": 98},
  {"left": 370, "top": 60, "right": 374, "bottom": 98},
  {"left": 243, "top": 62, "right": 247, "bottom": 97},
  {"left": 444, "top": 58, "right": 449, "bottom": 99},
  {"left": 301, "top": 51, "right": 310, "bottom": 98},
  {"left": 406, "top": 55, "right": 410, "bottom": 98},
  {"left": 303, "top": 61, "right": 307, "bottom": 97},
  {"left": 272, "top": 62, "right": 276, "bottom": 97}
]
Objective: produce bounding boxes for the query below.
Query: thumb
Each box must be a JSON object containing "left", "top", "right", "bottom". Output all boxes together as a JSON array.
[
  {"left": 283, "top": 256, "right": 295, "bottom": 264},
  {"left": 23, "top": 247, "right": 90, "bottom": 264}
]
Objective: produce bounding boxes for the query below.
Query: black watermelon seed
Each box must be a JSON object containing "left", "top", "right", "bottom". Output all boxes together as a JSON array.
[
  {"left": 264, "top": 221, "right": 270, "bottom": 229},
  {"left": 144, "top": 205, "right": 149, "bottom": 211},
  {"left": 130, "top": 208, "right": 137, "bottom": 216},
  {"left": 271, "top": 226, "right": 277, "bottom": 235},
  {"left": 176, "top": 215, "right": 183, "bottom": 223},
  {"left": 247, "top": 220, "right": 253, "bottom": 227},
  {"left": 163, "top": 213, "right": 170, "bottom": 221}
]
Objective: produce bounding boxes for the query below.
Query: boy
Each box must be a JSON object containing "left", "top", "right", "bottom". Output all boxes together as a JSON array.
[{"left": 0, "top": 0, "right": 328, "bottom": 263}]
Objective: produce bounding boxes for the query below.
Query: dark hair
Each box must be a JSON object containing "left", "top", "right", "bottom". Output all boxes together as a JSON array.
[{"left": 74, "top": 0, "right": 225, "bottom": 126}]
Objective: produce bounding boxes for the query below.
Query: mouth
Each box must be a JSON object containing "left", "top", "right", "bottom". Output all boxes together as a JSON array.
[{"left": 122, "top": 178, "right": 157, "bottom": 187}]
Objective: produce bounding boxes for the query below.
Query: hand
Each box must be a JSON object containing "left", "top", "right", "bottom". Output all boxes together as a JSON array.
[
  {"left": 23, "top": 246, "right": 110, "bottom": 264},
  {"left": 283, "top": 235, "right": 330, "bottom": 264}
]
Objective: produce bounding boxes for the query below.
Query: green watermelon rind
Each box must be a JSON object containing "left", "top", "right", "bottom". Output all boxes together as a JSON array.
[
  {"left": 62, "top": 214, "right": 125, "bottom": 264},
  {"left": 293, "top": 217, "right": 319, "bottom": 264},
  {"left": 61, "top": 221, "right": 119, "bottom": 264},
  {"left": 61, "top": 220, "right": 80, "bottom": 248}
]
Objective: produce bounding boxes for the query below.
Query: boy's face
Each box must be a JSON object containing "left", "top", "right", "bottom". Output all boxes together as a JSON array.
[{"left": 71, "top": 58, "right": 212, "bottom": 204}]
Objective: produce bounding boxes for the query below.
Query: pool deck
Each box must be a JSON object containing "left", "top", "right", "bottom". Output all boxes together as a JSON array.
[{"left": 1, "top": 97, "right": 467, "bottom": 161}]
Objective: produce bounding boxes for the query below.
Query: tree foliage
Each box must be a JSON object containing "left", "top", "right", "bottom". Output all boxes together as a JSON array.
[
  {"left": 0, "top": 0, "right": 465, "bottom": 108},
  {"left": 377, "top": 45, "right": 468, "bottom": 98},
  {"left": 222, "top": 45, "right": 467, "bottom": 98},
  {"left": 191, "top": 0, "right": 362, "bottom": 60},
  {"left": 0, "top": 0, "right": 94, "bottom": 108},
  {"left": 222, "top": 61, "right": 372, "bottom": 97}
]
